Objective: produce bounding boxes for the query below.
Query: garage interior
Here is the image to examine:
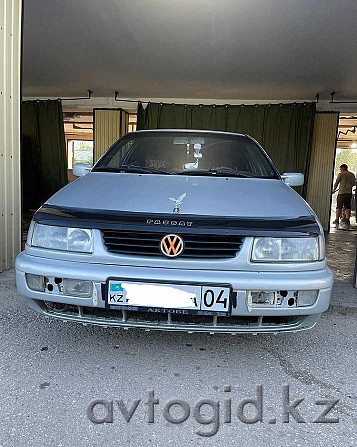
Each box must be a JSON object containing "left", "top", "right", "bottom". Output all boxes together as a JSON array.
[
  {"left": 1, "top": 2, "right": 357, "bottom": 445},
  {"left": 1, "top": 0, "right": 357, "bottom": 283}
]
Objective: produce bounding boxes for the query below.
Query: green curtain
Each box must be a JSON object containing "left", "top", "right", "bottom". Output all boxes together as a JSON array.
[
  {"left": 22, "top": 100, "right": 67, "bottom": 210},
  {"left": 137, "top": 101, "right": 316, "bottom": 196}
]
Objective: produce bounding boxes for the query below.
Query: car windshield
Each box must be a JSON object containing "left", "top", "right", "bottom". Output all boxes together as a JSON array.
[{"left": 93, "top": 131, "right": 279, "bottom": 179}]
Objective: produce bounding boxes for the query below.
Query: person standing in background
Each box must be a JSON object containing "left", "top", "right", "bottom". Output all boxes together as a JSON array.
[{"left": 332, "top": 164, "right": 356, "bottom": 226}]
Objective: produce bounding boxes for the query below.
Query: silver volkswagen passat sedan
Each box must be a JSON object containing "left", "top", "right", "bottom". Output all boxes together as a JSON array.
[{"left": 15, "top": 130, "right": 333, "bottom": 333}]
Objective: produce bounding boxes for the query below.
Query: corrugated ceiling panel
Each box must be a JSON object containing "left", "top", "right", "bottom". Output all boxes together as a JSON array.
[
  {"left": 93, "top": 109, "right": 129, "bottom": 162},
  {"left": 0, "top": 0, "right": 22, "bottom": 272},
  {"left": 94, "top": 109, "right": 121, "bottom": 162},
  {"left": 306, "top": 113, "right": 339, "bottom": 232}
]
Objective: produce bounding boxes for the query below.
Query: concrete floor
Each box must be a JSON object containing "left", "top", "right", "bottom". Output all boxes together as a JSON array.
[
  {"left": 326, "top": 227, "right": 356, "bottom": 283},
  {"left": 326, "top": 226, "right": 357, "bottom": 309},
  {"left": 0, "top": 231, "right": 356, "bottom": 447}
]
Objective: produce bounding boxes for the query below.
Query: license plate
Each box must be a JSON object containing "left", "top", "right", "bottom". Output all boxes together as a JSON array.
[{"left": 106, "top": 280, "right": 231, "bottom": 315}]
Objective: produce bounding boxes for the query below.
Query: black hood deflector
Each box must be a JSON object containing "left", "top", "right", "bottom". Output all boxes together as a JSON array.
[{"left": 33, "top": 205, "right": 321, "bottom": 237}]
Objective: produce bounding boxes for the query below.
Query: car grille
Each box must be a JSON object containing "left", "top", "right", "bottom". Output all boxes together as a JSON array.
[
  {"left": 102, "top": 230, "right": 244, "bottom": 259},
  {"left": 41, "top": 301, "right": 305, "bottom": 334}
]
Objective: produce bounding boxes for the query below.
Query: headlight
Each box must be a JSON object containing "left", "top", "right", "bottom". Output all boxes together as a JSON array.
[
  {"left": 31, "top": 223, "right": 93, "bottom": 253},
  {"left": 251, "top": 236, "right": 322, "bottom": 262}
]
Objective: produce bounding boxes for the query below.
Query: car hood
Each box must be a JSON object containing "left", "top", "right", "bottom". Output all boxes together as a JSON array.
[{"left": 47, "top": 172, "right": 313, "bottom": 219}]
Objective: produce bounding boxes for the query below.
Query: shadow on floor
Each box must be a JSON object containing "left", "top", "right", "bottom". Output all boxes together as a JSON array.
[{"left": 326, "top": 226, "right": 357, "bottom": 283}]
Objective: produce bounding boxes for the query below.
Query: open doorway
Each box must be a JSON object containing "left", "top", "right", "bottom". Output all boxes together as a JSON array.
[
  {"left": 64, "top": 111, "right": 94, "bottom": 181},
  {"left": 330, "top": 115, "right": 357, "bottom": 229}
]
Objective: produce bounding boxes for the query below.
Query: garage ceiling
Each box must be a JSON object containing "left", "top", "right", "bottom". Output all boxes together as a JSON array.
[{"left": 23, "top": 0, "right": 357, "bottom": 100}]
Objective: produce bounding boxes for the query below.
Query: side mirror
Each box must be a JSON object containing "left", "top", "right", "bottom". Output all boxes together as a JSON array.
[
  {"left": 282, "top": 173, "right": 304, "bottom": 186},
  {"left": 73, "top": 163, "right": 91, "bottom": 177}
]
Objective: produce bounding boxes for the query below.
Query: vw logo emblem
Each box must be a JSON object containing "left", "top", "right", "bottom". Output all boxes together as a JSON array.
[{"left": 160, "top": 234, "right": 184, "bottom": 258}]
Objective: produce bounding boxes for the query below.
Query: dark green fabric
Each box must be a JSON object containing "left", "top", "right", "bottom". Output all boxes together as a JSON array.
[
  {"left": 137, "top": 102, "right": 316, "bottom": 196},
  {"left": 22, "top": 100, "right": 67, "bottom": 210}
]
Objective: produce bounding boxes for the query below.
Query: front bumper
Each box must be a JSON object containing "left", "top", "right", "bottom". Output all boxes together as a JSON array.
[{"left": 15, "top": 252, "right": 334, "bottom": 334}]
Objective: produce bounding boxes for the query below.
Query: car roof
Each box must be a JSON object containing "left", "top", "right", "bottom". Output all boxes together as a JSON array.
[{"left": 133, "top": 129, "right": 249, "bottom": 138}]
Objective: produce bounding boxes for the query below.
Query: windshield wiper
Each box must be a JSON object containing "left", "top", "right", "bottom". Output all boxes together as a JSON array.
[
  {"left": 93, "top": 164, "right": 173, "bottom": 175},
  {"left": 95, "top": 165, "right": 256, "bottom": 177},
  {"left": 209, "top": 168, "right": 254, "bottom": 177},
  {"left": 177, "top": 168, "right": 253, "bottom": 178}
]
